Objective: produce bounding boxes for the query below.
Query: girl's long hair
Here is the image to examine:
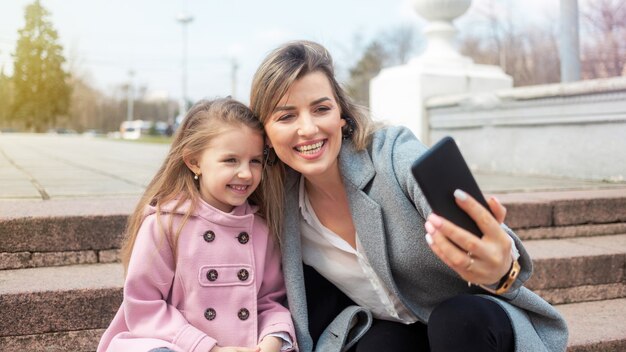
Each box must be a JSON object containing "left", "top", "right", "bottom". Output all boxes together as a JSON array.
[
  {"left": 120, "top": 98, "right": 265, "bottom": 272},
  {"left": 249, "top": 40, "right": 381, "bottom": 240}
]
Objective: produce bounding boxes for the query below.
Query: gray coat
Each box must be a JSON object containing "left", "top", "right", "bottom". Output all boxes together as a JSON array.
[{"left": 280, "top": 126, "right": 568, "bottom": 352}]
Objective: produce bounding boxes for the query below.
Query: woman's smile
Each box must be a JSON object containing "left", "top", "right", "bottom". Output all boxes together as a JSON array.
[
  {"left": 265, "top": 71, "right": 346, "bottom": 177},
  {"left": 294, "top": 139, "right": 327, "bottom": 158}
]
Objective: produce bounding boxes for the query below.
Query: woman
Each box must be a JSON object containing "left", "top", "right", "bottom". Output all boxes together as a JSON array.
[{"left": 251, "top": 40, "right": 567, "bottom": 352}]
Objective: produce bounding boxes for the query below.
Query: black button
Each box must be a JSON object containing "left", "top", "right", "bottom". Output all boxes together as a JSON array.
[
  {"left": 203, "top": 230, "right": 215, "bottom": 242},
  {"left": 207, "top": 269, "right": 218, "bottom": 281},
  {"left": 237, "top": 269, "right": 249, "bottom": 281},
  {"left": 238, "top": 308, "right": 250, "bottom": 320},
  {"left": 204, "top": 308, "right": 216, "bottom": 320},
  {"left": 237, "top": 232, "right": 249, "bottom": 244}
]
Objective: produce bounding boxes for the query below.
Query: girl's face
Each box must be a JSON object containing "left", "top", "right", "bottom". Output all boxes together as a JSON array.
[
  {"left": 264, "top": 71, "right": 346, "bottom": 178},
  {"left": 192, "top": 124, "right": 264, "bottom": 213}
]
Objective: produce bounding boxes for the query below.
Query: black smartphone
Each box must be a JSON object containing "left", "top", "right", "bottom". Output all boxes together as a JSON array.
[{"left": 411, "top": 136, "right": 491, "bottom": 238}]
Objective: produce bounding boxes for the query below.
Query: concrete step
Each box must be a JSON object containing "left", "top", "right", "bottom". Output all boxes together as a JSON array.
[
  {"left": 0, "top": 329, "right": 105, "bottom": 352},
  {"left": 0, "top": 263, "right": 623, "bottom": 351},
  {"left": 558, "top": 298, "right": 626, "bottom": 352},
  {"left": 495, "top": 188, "right": 626, "bottom": 229},
  {"left": 1, "top": 190, "right": 625, "bottom": 270},
  {"left": 0, "top": 263, "right": 123, "bottom": 340},
  {"left": 524, "top": 234, "right": 626, "bottom": 304},
  {"left": 0, "top": 198, "right": 133, "bottom": 270},
  {"left": 515, "top": 222, "right": 626, "bottom": 241}
]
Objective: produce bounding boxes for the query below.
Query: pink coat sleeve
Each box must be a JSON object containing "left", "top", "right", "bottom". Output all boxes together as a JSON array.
[
  {"left": 256, "top": 228, "right": 297, "bottom": 351},
  {"left": 123, "top": 214, "right": 217, "bottom": 352}
]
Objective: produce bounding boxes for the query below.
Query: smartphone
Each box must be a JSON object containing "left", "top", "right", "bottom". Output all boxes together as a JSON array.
[{"left": 411, "top": 136, "right": 491, "bottom": 238}]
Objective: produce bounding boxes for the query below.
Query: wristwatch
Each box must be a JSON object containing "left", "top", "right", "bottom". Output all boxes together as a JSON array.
[{"left": 480, "top": 259, "right": 521, "bottom": 295}]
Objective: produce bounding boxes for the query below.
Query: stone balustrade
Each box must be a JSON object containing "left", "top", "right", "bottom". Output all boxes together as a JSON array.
[{"left": 425, "top": 76, "right": 626, "bottom": 182}]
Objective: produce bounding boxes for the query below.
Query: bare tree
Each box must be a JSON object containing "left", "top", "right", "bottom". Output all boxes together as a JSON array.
[
  {"left": 459, "top": 1, "right": 561, "bottom": 86},
  {"left": 581, "top": 0, "right": 626, "bottom": 78}
]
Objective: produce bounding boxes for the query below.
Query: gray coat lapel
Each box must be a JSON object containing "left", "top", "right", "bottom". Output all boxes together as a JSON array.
[
  {"left": 339, "top": 142, "right": 400, "bottom": 302},
  {"left": 281, "top": 168, "right": 313, "bottom": 350}
]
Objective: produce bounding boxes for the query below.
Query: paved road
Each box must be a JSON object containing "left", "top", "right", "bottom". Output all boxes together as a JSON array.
[
  {"left": 0, "top": 134, "right": 167, "bottom": 200},
  {"left": 1, "top": 133, "right": 624, "bottom": 201}
]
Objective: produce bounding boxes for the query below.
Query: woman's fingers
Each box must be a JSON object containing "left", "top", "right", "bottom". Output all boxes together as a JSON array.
[
  {"left": 425, "top": 190, "right": 514, "bottom": 284},
  {"left": 425, "top": 214, "right": 485, "bottom": 282},
  {"left": 488, "top": 196, "right": 507, "bottom": 224},
  {"left": 453, "top": 189, "right": 501, "bottom": 240},
  {"left": 427, "top": 213, "right": 482, "bottom": 258}
]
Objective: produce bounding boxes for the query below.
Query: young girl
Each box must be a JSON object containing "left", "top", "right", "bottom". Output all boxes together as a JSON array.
[{"left": 97, "top": 98, "right": 296, "bottom": 352}]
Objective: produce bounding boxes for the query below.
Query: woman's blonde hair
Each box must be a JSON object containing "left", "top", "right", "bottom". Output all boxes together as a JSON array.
[
  {"left": 120, "top": 98, "right": 265, "bottom": 272},
  {"left": 249, "top": 40, "right": 380, "bottom": 239}
]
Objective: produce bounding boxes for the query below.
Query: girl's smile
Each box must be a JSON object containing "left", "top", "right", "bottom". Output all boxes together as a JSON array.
[{"left": 190, "top": 124, "right": 264, "bottom": 212}]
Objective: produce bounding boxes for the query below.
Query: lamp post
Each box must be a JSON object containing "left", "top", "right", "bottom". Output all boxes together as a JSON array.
[
  {"left": 126, "top": 69, "right": 134, "bottom": 121},
  {"left": 231, "top": 58, "right": 239, "bottom": 98},
  {"left": 177, "top": 12, "right": 193, "bottom": 116}
]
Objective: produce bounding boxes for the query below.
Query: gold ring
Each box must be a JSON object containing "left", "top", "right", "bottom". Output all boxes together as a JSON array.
[{"left": 466, "top": 252, "right": 474, "bottom": 271}]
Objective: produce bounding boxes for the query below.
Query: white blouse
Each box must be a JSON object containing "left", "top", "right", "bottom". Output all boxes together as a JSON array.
[
  {"left": 297, "top": 176, "right": 520, "bottom": 324},
  {"left": 298, "top": 177, "right": 417, "bottom": 323}
]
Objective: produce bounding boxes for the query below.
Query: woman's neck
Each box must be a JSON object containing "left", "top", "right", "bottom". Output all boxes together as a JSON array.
[
  {"left": 302, "top": 160, "right": 356, "bottom": 248},
  {"left": 303, "top": 162, "right": 345, "bottom": 201}
]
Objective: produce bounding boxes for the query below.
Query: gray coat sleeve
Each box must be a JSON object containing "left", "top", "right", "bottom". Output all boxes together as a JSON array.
[{"left": 382, "top": 126, "right": 532, "bottom": 296}]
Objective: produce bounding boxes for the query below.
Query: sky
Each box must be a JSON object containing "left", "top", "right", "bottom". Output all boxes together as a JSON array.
[{"left": 0, "top": 0, "right": 565, "bottom": 107}]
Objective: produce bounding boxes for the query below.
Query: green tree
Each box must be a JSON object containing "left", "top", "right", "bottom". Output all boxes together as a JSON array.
[
  {"left": 11, "top": 0, "right": 70, "bottom": 132},
  {"left": 0, "top": 67, "right": 12, "bottom": 127},
  {"left": 346, "top": 41, "right": 387, "bottom": 107},
  {"left": 346, "top": 25, "right": 422, "bottom": 107}
]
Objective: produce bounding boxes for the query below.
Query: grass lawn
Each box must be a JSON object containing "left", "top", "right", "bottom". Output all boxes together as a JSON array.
[{"left": 118, "top": 135, "right": 173, "bottom": 144}]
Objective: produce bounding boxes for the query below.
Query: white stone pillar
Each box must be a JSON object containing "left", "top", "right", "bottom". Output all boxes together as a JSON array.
[
  {"left": 370, "top": 0, "right": 513, "bottom": 144},
  {"left": 559, "top": 0, "right": 581, "bottom": 82}
]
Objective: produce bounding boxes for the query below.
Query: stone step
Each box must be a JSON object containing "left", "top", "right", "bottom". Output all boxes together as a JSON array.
[
  {"left": 0, "top": 263, "right": 123, "bottom": 339},
  {"left": 524, "top": 233, "right": 626, "bottom": 304},
  {"left": 515, "top": 222, "right": 626, "bottom": 241},
  {"left": 0, "top": 329, "right": 105, "bottom": 352},
  {"left": 0, "top": 198, "right": 133, "bottom": 270},
  {"left": 1, "top": 191, "right": 625, "bottom": 270},
  {"left": 557, "top": 298, "right": 626, "bottom": 352},
  {"left": 0, "top": 263, "right": 623, "bottom": 351},
  {"left": 494, "top": 188, "right": 626, "bottom": 229}
]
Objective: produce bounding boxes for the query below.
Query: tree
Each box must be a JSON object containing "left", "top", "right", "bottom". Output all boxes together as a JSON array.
[
  {"left": 64, "top": 74, "right": 102, "bottom": 132},
  {"left": 11, "top": 0, "right": 71, "bottom": 132},
  {"left": 581, "top": 0, "right": 626, "bottom": 78},
  {"left": 346, "top": 25, "right": 423, "bottom": 107},
  {"left": 346, "top": 41, "right": 388, "bottom": 107},
  {"left": 458, "top": 0, "right": 562, "bottom": 86},
  {"left": 0, "top": 67, "right": 12, "bottom": 127}
]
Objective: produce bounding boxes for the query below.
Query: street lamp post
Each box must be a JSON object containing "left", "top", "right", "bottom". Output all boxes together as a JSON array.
[
  {"left": 231, "top": 58, "right": 239, "bottom": 98},
  {"left": 126, "top": 69, "right": 134, "bottom": 121},
  {"left": 177, "top": 12, "right": 193, "bottom": 116}
]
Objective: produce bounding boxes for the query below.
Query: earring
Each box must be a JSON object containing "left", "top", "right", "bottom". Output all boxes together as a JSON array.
[
  {"left": 263, "top": 145, "right": 278, "bottom": 166},
  {"left": 342, "top": 115, "right": 356, "bottom": 140},
  {"left": 194, "top": 173, "right": 199, "bottom": 180}
]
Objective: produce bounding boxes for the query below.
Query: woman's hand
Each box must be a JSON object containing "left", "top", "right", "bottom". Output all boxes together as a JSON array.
[
  {"left": 424, "top": 189, "right": 513, "bottom": 286},
  {"left": 256, "top": 336, "right": 282, "bottom": 352},
  {"left": 210, "top": 346, "right": 260, "bottom": 352}
]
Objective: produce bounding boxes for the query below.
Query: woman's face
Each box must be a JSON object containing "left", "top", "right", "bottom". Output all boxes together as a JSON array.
[{"left": 264, "top": 71, "right": 346, "bottom": 178}]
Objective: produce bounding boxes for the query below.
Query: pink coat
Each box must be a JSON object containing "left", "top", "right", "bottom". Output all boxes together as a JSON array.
[{"left": 97, "top": 199, "right": 296, "bottom": 352}]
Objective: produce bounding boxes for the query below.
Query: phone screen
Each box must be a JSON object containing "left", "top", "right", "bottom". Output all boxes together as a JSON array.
[{"left": 411, "top": 136, "right": 491, "bottom": 237}]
